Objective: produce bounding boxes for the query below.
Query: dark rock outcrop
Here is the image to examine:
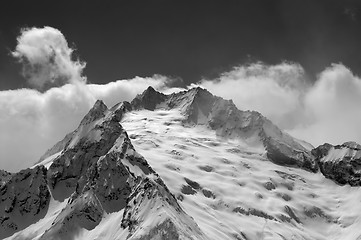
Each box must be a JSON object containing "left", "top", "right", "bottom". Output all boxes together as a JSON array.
[
  {"left": 312, "top": 142, "right": 361, "bottom": 186},
  {"left": 40, "top": 190, "right": 104, "bottom": 240},
  {"left": 0, "top": 166, "right": 50, "bottom": 239},
  {"left": 131, "top": 86, "right": 167, "bottom": 110}
]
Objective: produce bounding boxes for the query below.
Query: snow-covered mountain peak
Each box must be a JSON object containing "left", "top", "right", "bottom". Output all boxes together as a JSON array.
[
  {"left": 80, "top": 99, "right": 108, "bottom": 126},
  {"left": 2, "top": 96, "right": 206, "bottom": 239},
  {"left": 3, "top": 86, "right": 361, "bottom": 239},
  {"left": 37, "top": 100, "right": 119, "bottom": 165},
  {"left": 131, "top": 86, "right": 215, "bottom": 115},
  {"left": 168, "top": 87, "right": 216, "bottom": 121},
  {"left": 131, "top": 86, "right": 167, "bottom": 110},
  {"left": 131, "top": 87, "right": 317, "bottom": 171}
]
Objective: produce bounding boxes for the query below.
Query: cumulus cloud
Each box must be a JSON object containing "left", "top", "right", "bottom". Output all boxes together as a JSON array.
[
  {"left": 12, "top": 26, "right": 86, "bottom": 90},
  {"left": 289, "top": 64, "right": 361, "bottom": 146}
]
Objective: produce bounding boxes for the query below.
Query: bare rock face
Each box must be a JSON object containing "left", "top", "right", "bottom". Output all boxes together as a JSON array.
[
  {"left": 0, "top": 166, "right": 50, "bottom": 239},
  {"left": 131, "top": 86, "right": 167, "bottom": 111},
  {"left": 39, "top": 190, "right": 104, "bottom": 240},
  {"left": 264, "top": 136, "right": 317, "bottom": 172},
  {"left": 312, "top": 142, "right": 361, "bottom": 186},
  {"left": 38, "top": 100, "right": 110, "bottom": 163},
  {"left": 80, "top": 99, "right": 108, "bottom": 125},
  {"left": 47, "top": 115, "right": 124, "bottom": 201},
  {"left": 110, "top": 101, "right": 132, "bottom": 122},
  {"left": 165, "top": 87, "right": 216, "bottom": 123},
  {"left": 0, "top": 170, "right": 12, "bottom": 187}
]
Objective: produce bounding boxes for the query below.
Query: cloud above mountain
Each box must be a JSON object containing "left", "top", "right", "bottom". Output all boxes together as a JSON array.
[{"left": 11, "top": 26, "right": 86, "bottom": 90}]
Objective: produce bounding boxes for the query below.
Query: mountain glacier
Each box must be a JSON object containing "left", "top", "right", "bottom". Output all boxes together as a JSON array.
[{"left": 1, "top": 87, "right": 361, "bottom": 240}]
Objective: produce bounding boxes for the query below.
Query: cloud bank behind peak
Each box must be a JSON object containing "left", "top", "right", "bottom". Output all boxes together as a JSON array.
[{"left": 199, "top": 62, "right": 361, "bottom": 147}]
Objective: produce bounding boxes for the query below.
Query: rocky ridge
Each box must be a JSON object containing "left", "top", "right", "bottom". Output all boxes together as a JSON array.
[{"left": 1, "top": 97, "right": 206, "bottom": 239}]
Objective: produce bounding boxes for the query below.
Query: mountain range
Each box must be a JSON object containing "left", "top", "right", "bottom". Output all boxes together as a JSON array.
[{"left": 1, "top": 86, "right": 361, "bottom": 240}]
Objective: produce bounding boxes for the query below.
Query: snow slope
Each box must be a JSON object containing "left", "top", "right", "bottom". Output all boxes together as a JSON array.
[
  {"left": 122, "top": 108, "right": 361, "bottom": 240},
  {"left": 132, "top": 86, "right": 316, "bottom": 171}
]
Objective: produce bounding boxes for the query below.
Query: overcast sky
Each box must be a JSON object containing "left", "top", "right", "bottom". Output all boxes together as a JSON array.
[{"left": 1, "top": 0, "right": 361, "bottom": 171}]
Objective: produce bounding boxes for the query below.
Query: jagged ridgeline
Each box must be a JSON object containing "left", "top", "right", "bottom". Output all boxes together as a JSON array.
[
  {"left": 0, "top": 93, "right": 206, "bottom": 239},
  {"left": 1, "top": 86, "right": 361, "bottom": 239}
]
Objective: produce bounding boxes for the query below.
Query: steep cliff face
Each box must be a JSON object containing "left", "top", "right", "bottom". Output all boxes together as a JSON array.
[
  {"left": 131, "top": 86, "right": 167, "bottom": 111},
  {"left": 37, "top": 100, "right": 109, "bottom": 163},
  {"left": 313, "top": 142, "right": 361, "bottom": 186},
  {"left": 0, "top": 166, "right": 50, "bottom": 239}
]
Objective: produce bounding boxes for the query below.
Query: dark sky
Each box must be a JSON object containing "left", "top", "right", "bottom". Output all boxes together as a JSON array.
[{"left": 1, "top": 0, "right": 361, "bottom": 90}]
